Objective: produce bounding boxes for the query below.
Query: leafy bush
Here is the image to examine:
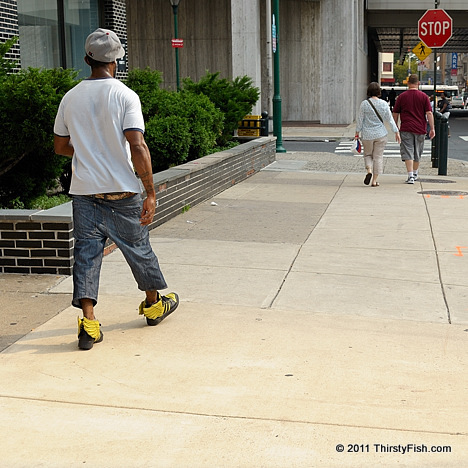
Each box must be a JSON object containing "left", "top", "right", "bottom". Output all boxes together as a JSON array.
[
  {"left": 124, "top": 67, "right": 164, "bottom": 117},
  {"left": 0, "top": 36, "right": 18, "bottom": 78},
  {"left": 183, "top": 71, "right": 260, "bottom": 145},
  {"left": 0, "top": 67, "right": 78, "bottom": 208},
  {"left": 126, "top": 68, "right": 223, "bottom": 171},
  {"left": 145, "top": 114, "right": 192, "bottom": 172},
  {"left": 209, "top": 140, "right": 240, "bottom": 154},
  {"left": 29, "top": 194, "right": 70, "bottom": 210},
  {"left": 0, "top": 59, "right": 257, "bottom": 207}
]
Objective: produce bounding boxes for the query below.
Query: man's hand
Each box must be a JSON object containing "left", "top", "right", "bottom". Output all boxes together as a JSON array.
[
  {"left": 140, "top": 194, "right": 156, "bottom": 226},
  {"left": 429, "top": 129, "right": 436, "bottom": 140}
]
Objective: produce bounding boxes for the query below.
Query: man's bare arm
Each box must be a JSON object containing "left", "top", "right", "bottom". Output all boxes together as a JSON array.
[
  {"left": 426, "top": 111, "right": 435, "bottom": 140},
  {"left": 125, "top": 130, "right": 156, "bottom": 226},
  {"left": 125, "top": 130, "right": 155, "bottom": 196},
  {"left": 54, "top": 135, "right": 74, "bottom": 157}
]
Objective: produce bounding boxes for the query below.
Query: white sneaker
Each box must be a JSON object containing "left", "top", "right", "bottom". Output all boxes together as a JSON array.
[
  {"left": 413, "top": 174, "right": 418, "bottom": 181},
  {"left": 406, "top": 176, "right": 415, "bottom": 184}
]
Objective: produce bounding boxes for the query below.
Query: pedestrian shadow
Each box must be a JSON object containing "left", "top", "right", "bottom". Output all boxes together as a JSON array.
[{"left": 0, "top": 318, "right": 147, "bottom": 355}]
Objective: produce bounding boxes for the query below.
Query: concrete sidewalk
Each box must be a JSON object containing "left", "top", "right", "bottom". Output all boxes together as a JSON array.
[{"left": 1, "top": 129, "right": 468, "bottom": 467}]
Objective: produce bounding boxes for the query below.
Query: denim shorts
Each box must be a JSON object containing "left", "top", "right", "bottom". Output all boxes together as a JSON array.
[{"left": 72, "top": 194, "right": 167, "bottom": 308}]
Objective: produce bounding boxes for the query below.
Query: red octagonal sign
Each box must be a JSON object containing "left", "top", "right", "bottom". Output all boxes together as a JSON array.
[{"left": 418, "top": 9, "right": 453, "bottom": 48}]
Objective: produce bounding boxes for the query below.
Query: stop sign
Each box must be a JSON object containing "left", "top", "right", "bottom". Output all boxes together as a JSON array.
[{"left": 418, "top": 9, "right": 453, "bottom": 48}]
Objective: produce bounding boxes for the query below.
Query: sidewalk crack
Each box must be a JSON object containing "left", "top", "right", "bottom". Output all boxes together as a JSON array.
[
  {"left": 265, "top": 176, "right": 345, "bottom": 308},
  {"left": 422, "top": 187, "right": 452, "bottom": 324}
]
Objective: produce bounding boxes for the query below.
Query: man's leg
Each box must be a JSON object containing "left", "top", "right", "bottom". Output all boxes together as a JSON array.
[
  {"left": 405, "top": 159, "right": 414, "bottom": 173},
  {"left": 412, "top": 133, "right": 425, "bottom": 180},
  {"left": 145, "top": 291, "right": 158, "bottom": 305},
  {"left": 72, "top": 195, "right": 106, "bottom": 350},
  {"left": 106, "top": 195, "right": 179, "bottom": 326},
  {"left": 400, "top": 132, "right": 416, "bottom": 183},
  {"left": 81, "top": 298, "right": 95, "bottom": 320}
]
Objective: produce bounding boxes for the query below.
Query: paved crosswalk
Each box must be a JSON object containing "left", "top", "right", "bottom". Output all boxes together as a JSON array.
[{"left": 336, "top": 140, "right": 432, "bottom": 158}]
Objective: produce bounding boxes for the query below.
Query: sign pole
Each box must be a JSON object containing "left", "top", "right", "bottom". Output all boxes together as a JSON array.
[
  {"left": 433, "top": 0, "right": 438, "bottom": 105},
  {"left": 171, "top": 2, "right": 180, "bottom": 91}
]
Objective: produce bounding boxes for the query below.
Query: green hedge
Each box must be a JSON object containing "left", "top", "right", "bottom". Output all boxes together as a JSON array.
[
  {"left": 0, "top": 67, "right": 78, "bottom": 208},
  {"left": 183, "top": 72, "right": 260, "bottom": 146},
  {"left": 0, "top": 42, "right": 259, "bottom": 207},
  {"left": 125, "top": 68, "right": 224, "bottom": 172}
]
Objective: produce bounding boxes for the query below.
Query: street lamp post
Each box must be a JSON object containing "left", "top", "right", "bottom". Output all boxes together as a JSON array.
[
  {"left": 271, "top": 0, "right": 285, "bottom": 153},
  {"left": 170, "top": 0, "right": 181, "bottom": 91}
]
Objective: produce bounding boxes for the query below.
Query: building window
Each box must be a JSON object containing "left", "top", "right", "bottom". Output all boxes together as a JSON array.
[
  {"left": 63, "top": 0, "right": 100, "bottom": 76},
  {"left": 382, "top": 62, "right": 392, "bottom": 72},
  {"left": 18, "top": 0, "right": 60, "bottom": 69},
  {"left": 18, "top": 0, "right": 99, "bottom": 78}
]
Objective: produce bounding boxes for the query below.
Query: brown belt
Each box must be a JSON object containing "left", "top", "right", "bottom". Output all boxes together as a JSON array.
[{"left": 90, "top": 192, "right": 136, "bottom": 201}]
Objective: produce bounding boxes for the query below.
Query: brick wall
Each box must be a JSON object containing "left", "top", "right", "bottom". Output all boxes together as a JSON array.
[
  {"left": 151, "top": 138, "right": 276, "bottom": 228},
  {"left": 104, "top": 0, "right": 128, "bottom": 79},
  {"left": 0, "top": 137, "right": 276, "bottom": 275},
  {"left": 0, "top": 0, "right": 20, "bottom": 70},
  {"left": 0, "top": 214, "right": 73, "bottom": 275}
]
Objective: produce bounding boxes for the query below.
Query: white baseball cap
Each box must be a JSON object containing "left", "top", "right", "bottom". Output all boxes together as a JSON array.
[{"left": 85, "top": 28, "right": 125, "bottom": 63}]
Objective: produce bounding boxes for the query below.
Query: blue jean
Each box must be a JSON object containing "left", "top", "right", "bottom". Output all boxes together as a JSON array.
[{"left": 72, "top": 194, "right": 167, "bottom": 309}]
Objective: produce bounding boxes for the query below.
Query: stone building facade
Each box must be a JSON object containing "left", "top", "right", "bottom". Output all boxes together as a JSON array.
[
  {"left": 125, "top": 0, "right": 368, "bottom": 125},
  {"left": 1, "top": 0, "right": 369, "bottom": 124}
]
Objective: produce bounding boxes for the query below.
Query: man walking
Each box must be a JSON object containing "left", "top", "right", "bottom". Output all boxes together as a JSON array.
[
  {"left": 54, "top": 29, "right": 179, "bottom": 350},
  {"left": 392, "top": 74, "right": 435, "bottom": 184}
]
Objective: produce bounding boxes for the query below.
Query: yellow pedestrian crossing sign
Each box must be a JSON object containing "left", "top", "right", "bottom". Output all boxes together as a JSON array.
[{"left": 412, "top": 41, "right": 432, "bottom": 61}]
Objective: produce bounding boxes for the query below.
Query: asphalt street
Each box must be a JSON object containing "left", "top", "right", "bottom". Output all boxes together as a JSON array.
[{"left": 284, "top": 109, "right": 468, "bottom": 161}]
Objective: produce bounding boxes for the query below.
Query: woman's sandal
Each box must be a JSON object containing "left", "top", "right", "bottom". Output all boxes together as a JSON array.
[
  {"left": 364, "top": 173, "right": 372, "bottom": 185},
  {"left": 371, "top": 182, "right": 380, "bottom": 187}
]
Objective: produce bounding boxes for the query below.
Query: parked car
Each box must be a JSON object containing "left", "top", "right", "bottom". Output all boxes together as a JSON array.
[{"left": 451, "top": 95, "right": 464, "bottom": 109}]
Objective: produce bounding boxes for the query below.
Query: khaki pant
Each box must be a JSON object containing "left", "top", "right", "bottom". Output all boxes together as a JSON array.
[{"left": 362, "top": 136, "right": 387, "bottom": 175}]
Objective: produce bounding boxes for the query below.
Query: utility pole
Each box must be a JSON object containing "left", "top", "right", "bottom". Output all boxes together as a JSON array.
[{"left": 433, "top": 0, "right": 440, "bottom": 104}]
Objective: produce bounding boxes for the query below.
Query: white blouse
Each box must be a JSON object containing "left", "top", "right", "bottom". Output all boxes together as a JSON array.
[{"left": 356, "top": 98, "right": 399, "bottom": 141}]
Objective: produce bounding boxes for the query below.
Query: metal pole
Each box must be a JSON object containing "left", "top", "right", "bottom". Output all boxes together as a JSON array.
[
  {"left": 431, "top": 0, "right": 440, "bottom": 165},
  {"left": 433, "top": 0, "right": 438, "bottom": 104},
  {"left": 265, "top": 0, "right": 273, "bottom": 119},
  {"left": 431, "top": 51, "right": 437, "bottom": 164},
  {"left": 438, "top": 115, "right": 448, "bottom": 175},
  {"left": 172, "top": 4, "right": 180, "bottom": 91},
  {"left": 271, "top": 0, "right": 286, "bottom": 153}
]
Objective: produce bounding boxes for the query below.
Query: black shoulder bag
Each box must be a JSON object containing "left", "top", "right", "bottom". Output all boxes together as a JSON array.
[{"left": 367, "top": 98, "right": 384, "bottom": 123}]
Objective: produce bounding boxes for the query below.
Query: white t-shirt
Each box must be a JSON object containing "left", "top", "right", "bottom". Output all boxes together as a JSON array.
[{"left": 54, "top": 78, "right": 145, "bottom": 195}]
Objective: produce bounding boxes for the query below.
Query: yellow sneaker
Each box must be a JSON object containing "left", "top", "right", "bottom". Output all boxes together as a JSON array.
[
  {"left": 77, "top": 316, "right": 103, "bottom": 350},
  {"left": 139, "top": 292, "right": 179, "bottom": 326}
]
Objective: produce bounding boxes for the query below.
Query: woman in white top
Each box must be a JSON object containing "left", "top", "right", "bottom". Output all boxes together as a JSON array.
[{"left": 355, "top": 82, "right": 401, "bottom": 187}]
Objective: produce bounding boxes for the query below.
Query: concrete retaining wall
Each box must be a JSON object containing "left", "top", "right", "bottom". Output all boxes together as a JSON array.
[{"left": 0, "top": 137, "right": 276, "bottom": 276}]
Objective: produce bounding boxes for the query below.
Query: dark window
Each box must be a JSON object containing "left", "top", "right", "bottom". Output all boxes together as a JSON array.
[
  {"left": 383, "top": 62, "right": 392, "bottom": 72},
  {"left": 18, "top": 0, "right": 99, "bottom": 78}
]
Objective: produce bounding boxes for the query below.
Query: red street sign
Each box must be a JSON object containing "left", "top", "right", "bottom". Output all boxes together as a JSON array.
[
  {"left": 171, "top": 39, "right": 184, "bottom": 48},
  {"left": 418, "top": 9, "right": 452, "bottom": 48}
]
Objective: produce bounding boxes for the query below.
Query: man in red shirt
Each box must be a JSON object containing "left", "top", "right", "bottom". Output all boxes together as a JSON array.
[{"left": 392, "top": 75, "right": 435, "bottom": 184}]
